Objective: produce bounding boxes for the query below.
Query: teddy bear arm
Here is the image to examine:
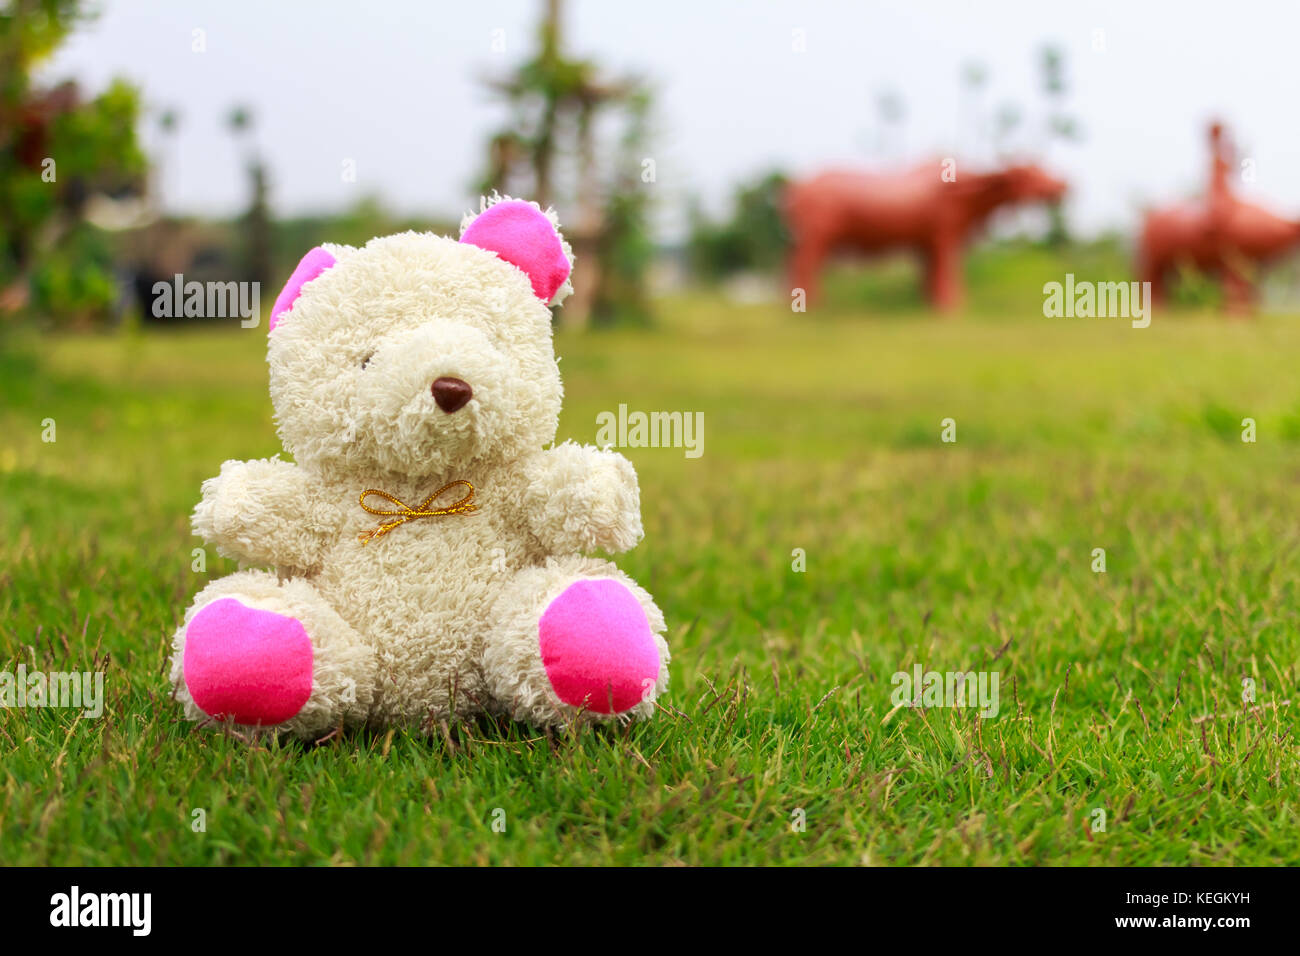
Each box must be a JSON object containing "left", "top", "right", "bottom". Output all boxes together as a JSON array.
[
  {"left": 522, "top": 443, "right": 644, "bottom": 555},
  {"left": 192, "top": 458, "right": 333, "bottom": 570}
]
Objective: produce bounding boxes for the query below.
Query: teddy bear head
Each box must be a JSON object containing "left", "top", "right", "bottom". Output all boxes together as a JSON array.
[{"left": 265, "top": 197, "right": 573, "bottom": 479}]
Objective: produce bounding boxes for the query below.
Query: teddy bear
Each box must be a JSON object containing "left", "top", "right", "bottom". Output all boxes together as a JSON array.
[{"left": 168, "top": 197, "right": 669, "bottom": 739}]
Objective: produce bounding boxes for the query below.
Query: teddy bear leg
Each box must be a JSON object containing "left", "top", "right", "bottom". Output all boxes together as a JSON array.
[
  {"left": 482, "top": 556, "right": 670, "bottom": 725},
  {"left": 169, "top": 570, "right": 376, "bottom": 740}
]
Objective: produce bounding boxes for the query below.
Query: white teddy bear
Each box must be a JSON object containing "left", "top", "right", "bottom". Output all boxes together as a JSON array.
[{"left": 169, "top": 197, "right": 670, "bottom": 738}]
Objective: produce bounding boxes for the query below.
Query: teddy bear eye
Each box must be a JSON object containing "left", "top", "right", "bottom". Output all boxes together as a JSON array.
[{"left": 359, "top": 351, "right": 374, "bottom": 370}]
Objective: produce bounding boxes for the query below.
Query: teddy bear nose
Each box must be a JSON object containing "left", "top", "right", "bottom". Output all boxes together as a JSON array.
[{"left": 431, "top": 376, "right": 473, "bottom": 413}]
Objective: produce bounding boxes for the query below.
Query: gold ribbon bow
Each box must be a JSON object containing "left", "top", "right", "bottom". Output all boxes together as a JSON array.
[{"left": 357, "top": 480, "right": 478, "bottom": 543}]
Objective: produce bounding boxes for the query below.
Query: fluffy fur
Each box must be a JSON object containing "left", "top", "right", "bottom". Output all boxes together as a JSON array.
[{"left": 169, "top": 197, "right": 669, "bottom": 738}]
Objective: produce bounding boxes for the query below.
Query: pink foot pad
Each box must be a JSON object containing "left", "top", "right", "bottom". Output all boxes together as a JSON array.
[
  {"left": 539, "top": 579, "right": 660, "bottom": 714},
  {"left": 183, "top": 598, "right": 313, "bottom": 726}
]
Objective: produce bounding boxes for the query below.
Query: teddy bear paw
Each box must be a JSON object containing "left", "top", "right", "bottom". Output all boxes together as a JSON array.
[
  {"left": 537, "top": 578, "right": 663, "bottom": 715},
  {"left": 484, "top": 562, "right": 670, "bottom": 726},
  {"left": 182, "top": 598, "right": 314, "bottom": 726}
]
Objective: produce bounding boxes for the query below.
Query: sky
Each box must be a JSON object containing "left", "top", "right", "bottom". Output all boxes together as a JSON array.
[{"left": 41, "top": 0, "right": 1300, "bottom": 241}]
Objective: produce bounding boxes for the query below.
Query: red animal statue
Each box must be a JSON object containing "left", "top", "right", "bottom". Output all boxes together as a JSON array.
[
  {"left": 1139, "top": 123, "right": 1300, "bottom": 313},
  {"left": 785, "top": 162, "right": 1067, "bottom": 310}
]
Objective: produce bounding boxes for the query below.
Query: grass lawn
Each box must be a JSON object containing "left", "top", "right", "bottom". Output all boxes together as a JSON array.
[{"left": 2, "top": 275, "right": 1299, "bottom": 865}]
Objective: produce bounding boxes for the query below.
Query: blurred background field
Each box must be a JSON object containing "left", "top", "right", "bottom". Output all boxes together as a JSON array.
[
  {"left": 3, "top": 0, "right": 1300, "bottom": 864},
  {"left": 9, "top": 0, "right": 1300, "bottom": 331}
]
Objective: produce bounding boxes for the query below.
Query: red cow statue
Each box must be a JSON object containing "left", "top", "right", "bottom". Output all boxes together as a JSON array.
[
  {"left": 1139, "top": 123, "right": 1300, "bottom": 314},
  {"left": 785, "top": 162, "right": 1067, "bottom": 310}
]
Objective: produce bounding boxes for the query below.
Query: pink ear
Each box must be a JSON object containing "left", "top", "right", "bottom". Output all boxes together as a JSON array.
[
  {"left": 460, "top": 200, "right": 571, "bottom": 302},
  {"left": 269, "top": 247, "right": 337, "bottom": 331}
]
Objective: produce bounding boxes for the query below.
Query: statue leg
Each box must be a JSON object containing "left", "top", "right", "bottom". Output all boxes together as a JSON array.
[
  {"left": 926, "top": 236, "right": 963, "bottom": 313},
  {"left": 789, "top": 232, "right": 828, "bottom": 307},
  {"left": 1220, "top": 261, "right": 1256, "bottom": 317}
]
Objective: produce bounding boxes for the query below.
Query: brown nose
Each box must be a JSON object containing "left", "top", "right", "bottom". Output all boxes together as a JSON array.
[{"left": 431, "top": 376, "right": 472, "bottom": 413}]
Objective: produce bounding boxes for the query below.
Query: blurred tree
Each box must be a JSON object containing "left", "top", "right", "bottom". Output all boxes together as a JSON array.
[
  {"left": 959, "top": 60, "right": 989, "bottom": 156},
  {"left": 688, "top": 170, "right": 790, "bottom": 281},
  {"left": 992, "top": 102, "right": 1022, "bottom": 154},
  {"left": 588, "top": 89, "right": 653, "bottom": 326},
  {"left": 226, "top": 104, "right": 251, "bottom": 135},
  {"left": 150, "top": 105, "right": 178, "bottom": 214},
  {"left": 961, "top": 61, "right": 989, "bottom": 89},
  {"left": 874, "top": 89, "right": 905, "bottom": 159},
  {"left": 0, "top": 0, "right": 146, "bottom": 325},
  {"left": 1038, "top": 43, "right": 1079, "bottom": 245},
  {"left": 227, "top": 103, "right": 272, "bottom": 291},
  {"left": 479, "top": 0, "right": 654, "bottom": 326}
]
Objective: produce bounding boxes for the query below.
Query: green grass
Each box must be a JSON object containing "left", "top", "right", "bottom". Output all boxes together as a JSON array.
[{"left": 2, "top": 276, "right": 1299, "bottom": 865}]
